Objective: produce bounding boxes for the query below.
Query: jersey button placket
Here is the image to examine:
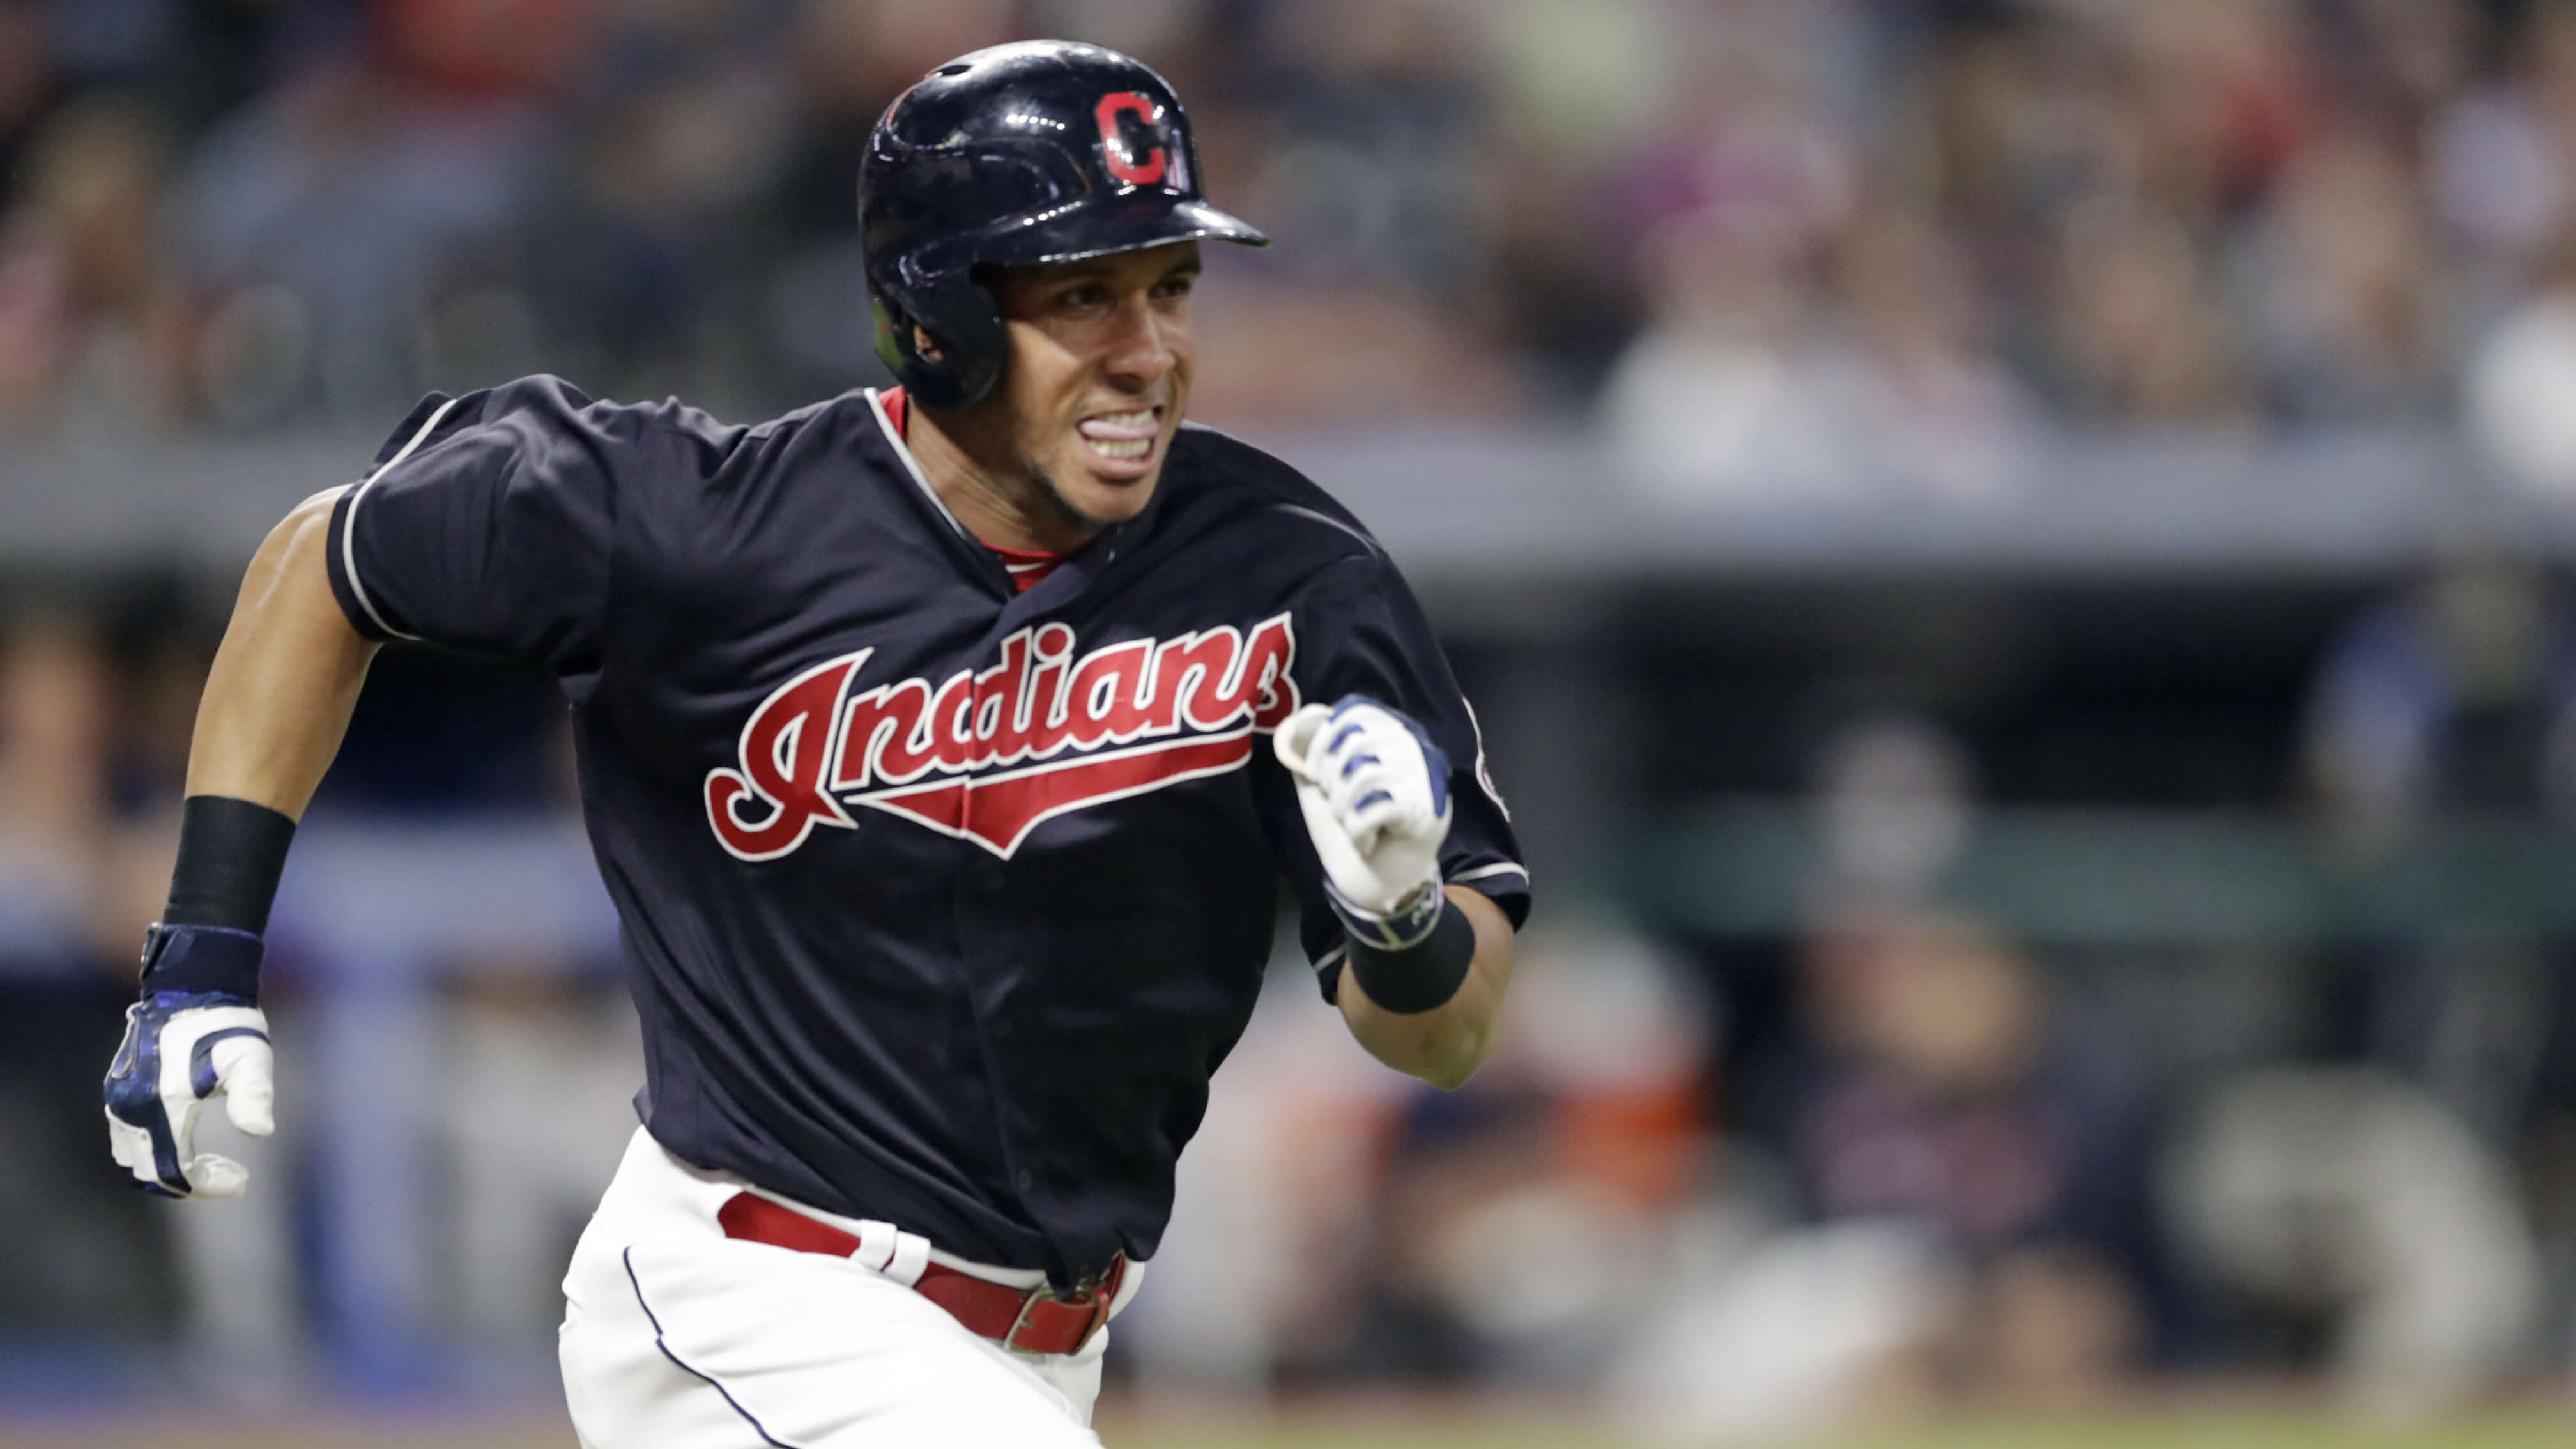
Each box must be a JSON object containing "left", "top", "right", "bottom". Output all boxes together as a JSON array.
[{"left": 957, "top": 854, "right": 1035, "bottom": 1204}]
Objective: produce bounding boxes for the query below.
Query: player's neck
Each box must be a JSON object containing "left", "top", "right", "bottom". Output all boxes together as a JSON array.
[{"left": 903, "top": 399, "right": 1092, "bottom": 556}]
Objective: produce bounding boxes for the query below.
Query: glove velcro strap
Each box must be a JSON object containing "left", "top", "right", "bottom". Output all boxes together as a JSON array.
[
  {"left": 1344, "top": 890, "right": 1476, "bottom": 1015},
  {"left": 137, "top": 923, "right": 265, "bottom": 1003},
  {"left": 1326, "top": 878, "right": 1446, "bottom": 951}
]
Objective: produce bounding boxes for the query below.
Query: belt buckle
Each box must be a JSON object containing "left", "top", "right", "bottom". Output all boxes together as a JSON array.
[
  {"left": 1003, "top": 1259, "right": 1119, "bottom": 1354},
  {"left": 1002, "top": 1285, "right": 1049, "bottom": 1351}
]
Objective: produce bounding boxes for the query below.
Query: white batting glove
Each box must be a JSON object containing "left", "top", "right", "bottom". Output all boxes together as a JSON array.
[
  {"left": 1274, "top": 694, "right": 1453, "bottom": 946},
  {"left": 105, "top": 926, "right": 277, "bottom": 1199}
]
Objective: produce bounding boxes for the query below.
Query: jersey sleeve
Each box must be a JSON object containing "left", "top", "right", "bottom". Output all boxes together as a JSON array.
[
  {"left": 326, "top": 376, "right": 635, "bottom": 674},
  {"left": 1270, "top": 551, "right": 1531, "bottom": 1003}
]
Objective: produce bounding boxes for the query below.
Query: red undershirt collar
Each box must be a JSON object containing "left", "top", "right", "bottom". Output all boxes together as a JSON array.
[{"left": 882, "top": 386, "right": 1067, "bottom": 594}]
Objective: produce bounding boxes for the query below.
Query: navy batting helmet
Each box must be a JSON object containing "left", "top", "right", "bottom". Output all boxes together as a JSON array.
[{"left": 859, "top": 40, "right": 1268, "bottom": 408}]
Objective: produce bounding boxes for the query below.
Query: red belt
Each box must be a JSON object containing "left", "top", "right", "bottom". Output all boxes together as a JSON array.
[{"left": 716, "top": 1191, "right": 1124, "bottom": 1356}]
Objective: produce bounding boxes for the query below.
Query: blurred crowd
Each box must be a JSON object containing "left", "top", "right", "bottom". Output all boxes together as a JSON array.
[
  {"left": 0, "top": 603, "right": 202, "bottom": 1347},
  {"left": 0, "top": 599, "right": 640, "bottom": 1380},
  {"left": 12, "top": 0, "right": 2576, "bottom": 481},
  {"left": 1133, "top": 558, "right": 2576, "bottom": 1436}
]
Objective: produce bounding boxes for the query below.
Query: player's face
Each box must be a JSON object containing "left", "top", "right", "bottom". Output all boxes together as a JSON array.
[{"left": 983, "top": 242, "right": 1200, "bottom": 533}]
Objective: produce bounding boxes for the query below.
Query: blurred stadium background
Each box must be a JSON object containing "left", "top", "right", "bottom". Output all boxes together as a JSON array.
[{"left": 9, "top": 0, "right": 2576, "bottom": 1445}]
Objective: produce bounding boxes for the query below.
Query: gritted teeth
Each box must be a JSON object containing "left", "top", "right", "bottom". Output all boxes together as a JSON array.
[
  {"left": 1087, "top": 435, "right": 1151, "bottom": 459},
  {"left": 1077, "top": 407, "right": 1160, "bottom": 440}
]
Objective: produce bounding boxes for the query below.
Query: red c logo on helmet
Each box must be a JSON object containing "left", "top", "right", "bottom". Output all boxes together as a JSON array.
[{"left": 1095, "top": 92, "right": 1169, "bottom": 187}]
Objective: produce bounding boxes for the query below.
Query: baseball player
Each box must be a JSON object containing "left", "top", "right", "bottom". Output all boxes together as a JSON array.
[{"left": 103, "top": 40, "right": 1528, "bottom": 1447}]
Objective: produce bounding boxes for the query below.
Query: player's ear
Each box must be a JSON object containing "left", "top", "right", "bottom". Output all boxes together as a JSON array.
[{"left": 912, "top": 326, "right": 946, "bottom": 363}]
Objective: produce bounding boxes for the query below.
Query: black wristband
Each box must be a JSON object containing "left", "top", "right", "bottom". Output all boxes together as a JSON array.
[
  {"left": 1345, "top": 896, "right": 1475, "bottom": 1015},
  {"left": 164, "top": 795, "right": 298, "bottom": 933}
]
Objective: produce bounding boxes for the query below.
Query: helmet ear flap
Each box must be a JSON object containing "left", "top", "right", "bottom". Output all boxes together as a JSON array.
[{"left": 871, "top": 275, "right": 1006, "bottom": 410}]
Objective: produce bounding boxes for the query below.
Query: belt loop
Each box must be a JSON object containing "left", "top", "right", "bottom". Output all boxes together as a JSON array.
[
  {"left": 850, "top": 1219, "right": 899, "bottom": 1273},
  {"left": 883, "top": 1228, "right": 930, "bottom": 1288}
]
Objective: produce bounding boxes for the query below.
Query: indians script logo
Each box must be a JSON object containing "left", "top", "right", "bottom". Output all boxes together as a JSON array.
[{"left": 706, "top": 613, "right": 1298, "bottom": 861}]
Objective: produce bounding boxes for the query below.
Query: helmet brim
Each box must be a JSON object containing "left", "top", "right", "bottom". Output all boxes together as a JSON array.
[{"left": 979, "top": 197, "right": 1269, "bottom": 270}]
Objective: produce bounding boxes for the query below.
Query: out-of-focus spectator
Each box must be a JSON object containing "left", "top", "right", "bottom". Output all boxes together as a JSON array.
[
  {"left": 1181, "top": 0, "right": 1534, "bottom": 427},
  {"left": 1636, "top": 905, "right": 2147, "bottom": 1438},
  {"left": 1597, "top": 204, "right": 1853, "bottom": 503},
  {"left": 436, "top": 716, "right": 645, "bottom": 1353},
  {"left": 2465, "top": 239, "right": 2576, "bottom": 499},
  {"left": 2168, "top": 1068, "right": 2540, "bottom": 1418},
  {"left": 0, "top": 612, "right": 116, "bottom": 970},
  {"left": 0, "top": 3, "right": 57, "bottom": 213},
  {"left": 1184, "top": 272, "right": 1531, "bottom": 429},
  {"left": 1809, "top": 712, "right": 1977, "bottom": 907},
  {"left": 1358, "top": 919, "right": 1708, "bottom": 1382},
  {"left": 2423, "top": 5, "right": 2574, "bottom": 273},
  {"left": 1795, "top": 910, "right": 2142, "bottom": 1241},
  {"left": 1597, "top": 84, "right": 2030, "bottom": 500},
  {"left": 1243, "top": 0, "right": 1496, "bottom": 299},
  {"left": 0, "top": 613, "right": 179, "bottom": 1340},
  {"left": 1119, "top": 919, "right": 1709, "bottom": 1391},
  {"left": 2304, "top": 557, "right": 2576, "bottom": 856},
  {"left": 755, "top": 0, "right": 1016, "bottom": 403},
  {"left": 439, "top": 951, "right": 643, "bottom": 1353},
  {"left": 0, "top": 96, "right": 181, "bottom": 434},
  {"left": 165, "top": 1, "right": 585, "bottom": 427},
  {"left": 2048, "top": 191, "right": 2254, "bottom": 425},
  {"left": 2299, "top": 556, "right": 2576, "bottom": 1326},
  {"left": 1591, "top": 0, "right": 1869, "bottom": 501},
  {"left": 1818, "top": 204, "right": 2032, "bottom": 500},
  {"left": 2229, "top": 132, "right": 2455, "bottom": 422},
  {"left": 2297, "top": 556, "right": 2576, "bottom": 1396},
  {"left": 1114, "top": 947, "right": 1418, "bottom": 1390}
]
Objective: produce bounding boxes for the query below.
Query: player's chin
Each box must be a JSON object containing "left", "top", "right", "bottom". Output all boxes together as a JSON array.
[{"left": 1060, "top": 448, "right": 1165, "bottom": 519}]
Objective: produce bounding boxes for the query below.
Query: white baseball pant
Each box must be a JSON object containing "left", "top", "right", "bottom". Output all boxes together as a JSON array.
[{"left": 558, "top": 1128, "right": 1143, "bottom": 1448}]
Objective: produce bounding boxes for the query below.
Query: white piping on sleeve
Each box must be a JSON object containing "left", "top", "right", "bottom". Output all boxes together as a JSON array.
[
  {"left": 339, "top": 395, "right": 464, "bottom": 642},
  {"left": 1448, "top": 862, "right": 1530, "bottom": 886},
  {"left": 865, "top": 388, "right": 971, "bottom": 542}
]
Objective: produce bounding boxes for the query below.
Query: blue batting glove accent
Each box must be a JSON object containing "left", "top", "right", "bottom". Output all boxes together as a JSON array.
[
  {"left": 105, "top": 990, "right": 259, "bottom": 1197},
  {"left": 104, "top": 923, "right": 276, "bottom": 1199},
  {"left": 1329, "top": 694, "right": 1449, "bottom": 818}
]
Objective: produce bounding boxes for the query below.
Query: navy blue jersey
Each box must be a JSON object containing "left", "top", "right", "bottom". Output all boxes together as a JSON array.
[{"left": 325, "top": 376, "right": 1529, "bottom": 1286}]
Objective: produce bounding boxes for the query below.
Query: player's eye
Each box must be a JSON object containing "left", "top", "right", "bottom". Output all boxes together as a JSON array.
[
  {"left": 1058, "top": 282, "right": 1110, "bottom": 310},
  {"left": 1152, "top": 272, "right": 1199, "bottom": 300}
]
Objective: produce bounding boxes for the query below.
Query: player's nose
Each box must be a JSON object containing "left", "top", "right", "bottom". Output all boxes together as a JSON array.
[{"left": 1098, "top": 290, "right": 1179, "bottom": 388}]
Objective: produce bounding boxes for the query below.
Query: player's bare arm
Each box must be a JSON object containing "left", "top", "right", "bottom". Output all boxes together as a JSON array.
[
  {"left": 1338, "top": 885, "right": 1514, "bottom": 1089},
  {"left": 189, "top": 486, "right": 379, "bottom": 811},
  {"left": 102, "top": 484, "right": 376, "bottom": 1199}
]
